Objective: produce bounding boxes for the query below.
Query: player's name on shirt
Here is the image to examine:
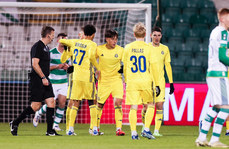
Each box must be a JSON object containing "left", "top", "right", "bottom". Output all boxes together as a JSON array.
[
  {"left": 132, "top": 48, "right": 144, "bottom": 53},
  {"left": 75, "top": 42, "right": 87, "bottom": 48}
]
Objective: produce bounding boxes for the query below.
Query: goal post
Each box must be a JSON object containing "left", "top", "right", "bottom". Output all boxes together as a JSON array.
[{"left": 0, "top": 2, "right": 151, "bottom": 124}]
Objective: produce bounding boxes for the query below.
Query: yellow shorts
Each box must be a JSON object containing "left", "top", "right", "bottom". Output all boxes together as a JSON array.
[
  {"left": 125, "top": 89, "right": 153, "bottom": 105},
  {"left": 70, "top": 80, "right": 96, "bottom": 100},
  {"left": 97, "top": 79, "right": 123, "bottom": 104},
  {"left": 155, "top": 86, "right": 165, "bottom": 103}
]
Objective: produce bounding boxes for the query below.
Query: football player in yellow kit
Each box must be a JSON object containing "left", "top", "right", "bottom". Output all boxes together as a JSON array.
[
  {"left": 65, "top": 28, "right": 85, "bottom": 134},
  {"left": 122, "top": 22, "right": 160, "bottom": 140},
  {"left": 141, "top": 26, "right": 174, "bottom": 137},
  {"left": 96, "top": 29, "right": 125, "bottom": 136},
  {"left": 60, "top": 24, "right": 100, "bottom": 136}
]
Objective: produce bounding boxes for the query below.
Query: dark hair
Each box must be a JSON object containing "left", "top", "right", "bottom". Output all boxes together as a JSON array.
[
  {"left": 218, "top": 8, "right": 229, "bottom": 17},
  {"left": 83, "top": 24, "right": 96, "bottom": 36},
  {"left": 105, "top": 29, "right": 118, "bottom": 39},
  {"left": 57, "top": 33, "right": 67, "bottom": 38},
  {"left": 41, "top": 26, "right": 55, "bottom": 38},
  {"left": 152, "top": 26, "right": 162, "bottom": 33}
]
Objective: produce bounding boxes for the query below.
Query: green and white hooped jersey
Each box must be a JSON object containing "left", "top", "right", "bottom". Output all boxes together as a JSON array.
[
  {"left": 207, "top": 26, "right": 229, "bottom": 77},
  {"left": 49, "top": 47, "right": 69, "bottom": 84}
]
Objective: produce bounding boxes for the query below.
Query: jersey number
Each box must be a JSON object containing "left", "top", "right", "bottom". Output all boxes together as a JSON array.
[
  {"left": 130, "top": 55, "right": 146, "bottom": 73},
  {"left": 73, "top": 49, "right": 86, "bottom": 65}
]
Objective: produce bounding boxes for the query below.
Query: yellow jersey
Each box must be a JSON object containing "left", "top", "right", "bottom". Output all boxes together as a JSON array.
[
  {"left": 149, "top": 43, "right": 172, "bottom": 85},
  {"left": 96, "top": 44, "right": 123, "bottom": 83},
  {"left": 60, "top": 39, "right": 99, "bottom": 83},
  {"left": 123, "top": 41, "right": 154, "bottom": 90}
]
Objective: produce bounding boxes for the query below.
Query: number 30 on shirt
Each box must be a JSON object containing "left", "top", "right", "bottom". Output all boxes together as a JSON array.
[
  {"left": 130, "top": 55, "right": 146, "bottom": 73},
  {"left": 73, "top": 49, "right": 86, "bottom": 65}
]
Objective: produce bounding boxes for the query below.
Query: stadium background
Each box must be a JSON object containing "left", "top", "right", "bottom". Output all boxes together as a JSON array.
[{"left": 0, "top": 0, "right": 226, "bottom": 126}]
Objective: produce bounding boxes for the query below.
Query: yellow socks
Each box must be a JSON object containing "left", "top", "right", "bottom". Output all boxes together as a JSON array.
[
  {"left": 66, "top": 106, "right": 71, "bottom": 131},
  {"left": 89, "top": 105, "right": 97, "bottom": 129},
  {"left": 155, "top": 109, "right": 163, "bottom": 131},
  {"left": 115, "top": 106, "right": 123, "bottom": 129},
  {"left": 69, "top": 106, "right": 78, "bottom": 131},
  {"left": 226, "top": 121, "right": 229, "bottom": 132},
  {"left": 129, "top": 108, "right": 137, "bottom": 132},
  {"left": 96, "top": 106, "right": 103, "bottom": 129},
  {"left": 141, "top": 109, "right": 146, "bottom": 125},
  {"left": 144, "top": 105, "right": 155, "bottom": 130}
]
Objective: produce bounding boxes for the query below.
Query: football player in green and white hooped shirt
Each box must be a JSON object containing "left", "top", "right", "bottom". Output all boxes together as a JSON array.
[
  {"left": 33, "top": 33, "right": 70, "bottom": 131},
  {"left": 195, "top": 8, "right": 229, "bottom": 148}
]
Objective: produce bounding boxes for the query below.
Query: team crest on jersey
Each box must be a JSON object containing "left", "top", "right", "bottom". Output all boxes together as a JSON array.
[
  {"left": 161, "top": 51, "right": 164, "bottom": 55},
  {"left": 115, "top": 54, "right": 118, "bottom": 58},
  {"left": 101, "top": 54, "right": 104, "bottom": 56}
]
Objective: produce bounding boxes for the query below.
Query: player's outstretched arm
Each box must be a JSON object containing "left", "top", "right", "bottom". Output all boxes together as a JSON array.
[{"left": 59, "top": 39, "right": 74, "bottom": 63}]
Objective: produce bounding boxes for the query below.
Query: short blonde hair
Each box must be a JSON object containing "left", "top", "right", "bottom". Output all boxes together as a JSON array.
[{"left": 133, "top": 22, "right": 146, "bottom": 38}]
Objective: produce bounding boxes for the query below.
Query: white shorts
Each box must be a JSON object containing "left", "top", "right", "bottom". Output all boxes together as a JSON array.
[
  {"left": 52, "top": 83, "right": 68, "bottom": 100},
  {"left": 207, "top": 77, "right": 229, "bottom": 106}
]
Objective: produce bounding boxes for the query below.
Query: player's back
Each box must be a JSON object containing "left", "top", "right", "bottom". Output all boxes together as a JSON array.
[
  {"left": 73, "top": 39, "right": 97, "bottom": 82},
  {"left": 60, "top": 38, "right": 97, "bottom": 82},
  {"left": 123, "top": 40, "right": 151, "bottom": 90}
]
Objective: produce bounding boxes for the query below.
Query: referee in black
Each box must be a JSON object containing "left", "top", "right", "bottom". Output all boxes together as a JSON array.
[{"left": 10, "top": 26, "right": 60, "bottom": 136}]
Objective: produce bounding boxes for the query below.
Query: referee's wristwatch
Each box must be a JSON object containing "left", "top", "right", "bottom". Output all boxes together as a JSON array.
[{"left": 41, "top": 76, "right": 46, "bottom": 79}]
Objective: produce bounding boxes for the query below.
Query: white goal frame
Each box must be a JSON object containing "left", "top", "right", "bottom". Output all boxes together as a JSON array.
[
  {"left": 0, "top": 2, "right": 152, "bottom": 124},
  {"left": 0, "top": 2, "right": 151, "bottom": 42}
]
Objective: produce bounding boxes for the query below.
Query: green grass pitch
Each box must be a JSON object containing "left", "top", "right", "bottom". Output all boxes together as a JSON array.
[{"left": 0, "top": 123, "right": 228, "bottom": 149}]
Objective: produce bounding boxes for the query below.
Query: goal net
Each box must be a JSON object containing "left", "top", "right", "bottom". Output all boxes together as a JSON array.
[{"left": 0, "top": 2, "right": 151, "bottom": 125}]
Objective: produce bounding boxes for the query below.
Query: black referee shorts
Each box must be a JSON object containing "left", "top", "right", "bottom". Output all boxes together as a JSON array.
[{"left": 29, "top": 73, "right": 54, "bottom": 102}]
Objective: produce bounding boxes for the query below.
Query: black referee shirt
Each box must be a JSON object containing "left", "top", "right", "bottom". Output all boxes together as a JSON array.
[{"left": 30, "top": 40, "right": 51, "bottom": 77}]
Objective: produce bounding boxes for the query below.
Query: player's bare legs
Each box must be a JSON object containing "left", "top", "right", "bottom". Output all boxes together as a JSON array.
[
  {"left": 114, "top": 98, "right": 125, "bottom": 136},
  {"left": 31, "top": 102, "right": 42, "bottom": 111}
]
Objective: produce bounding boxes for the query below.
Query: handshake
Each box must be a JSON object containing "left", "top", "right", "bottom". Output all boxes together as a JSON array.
[{"left": 67, "top": 66, "right": 74, "bottom": 74}]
